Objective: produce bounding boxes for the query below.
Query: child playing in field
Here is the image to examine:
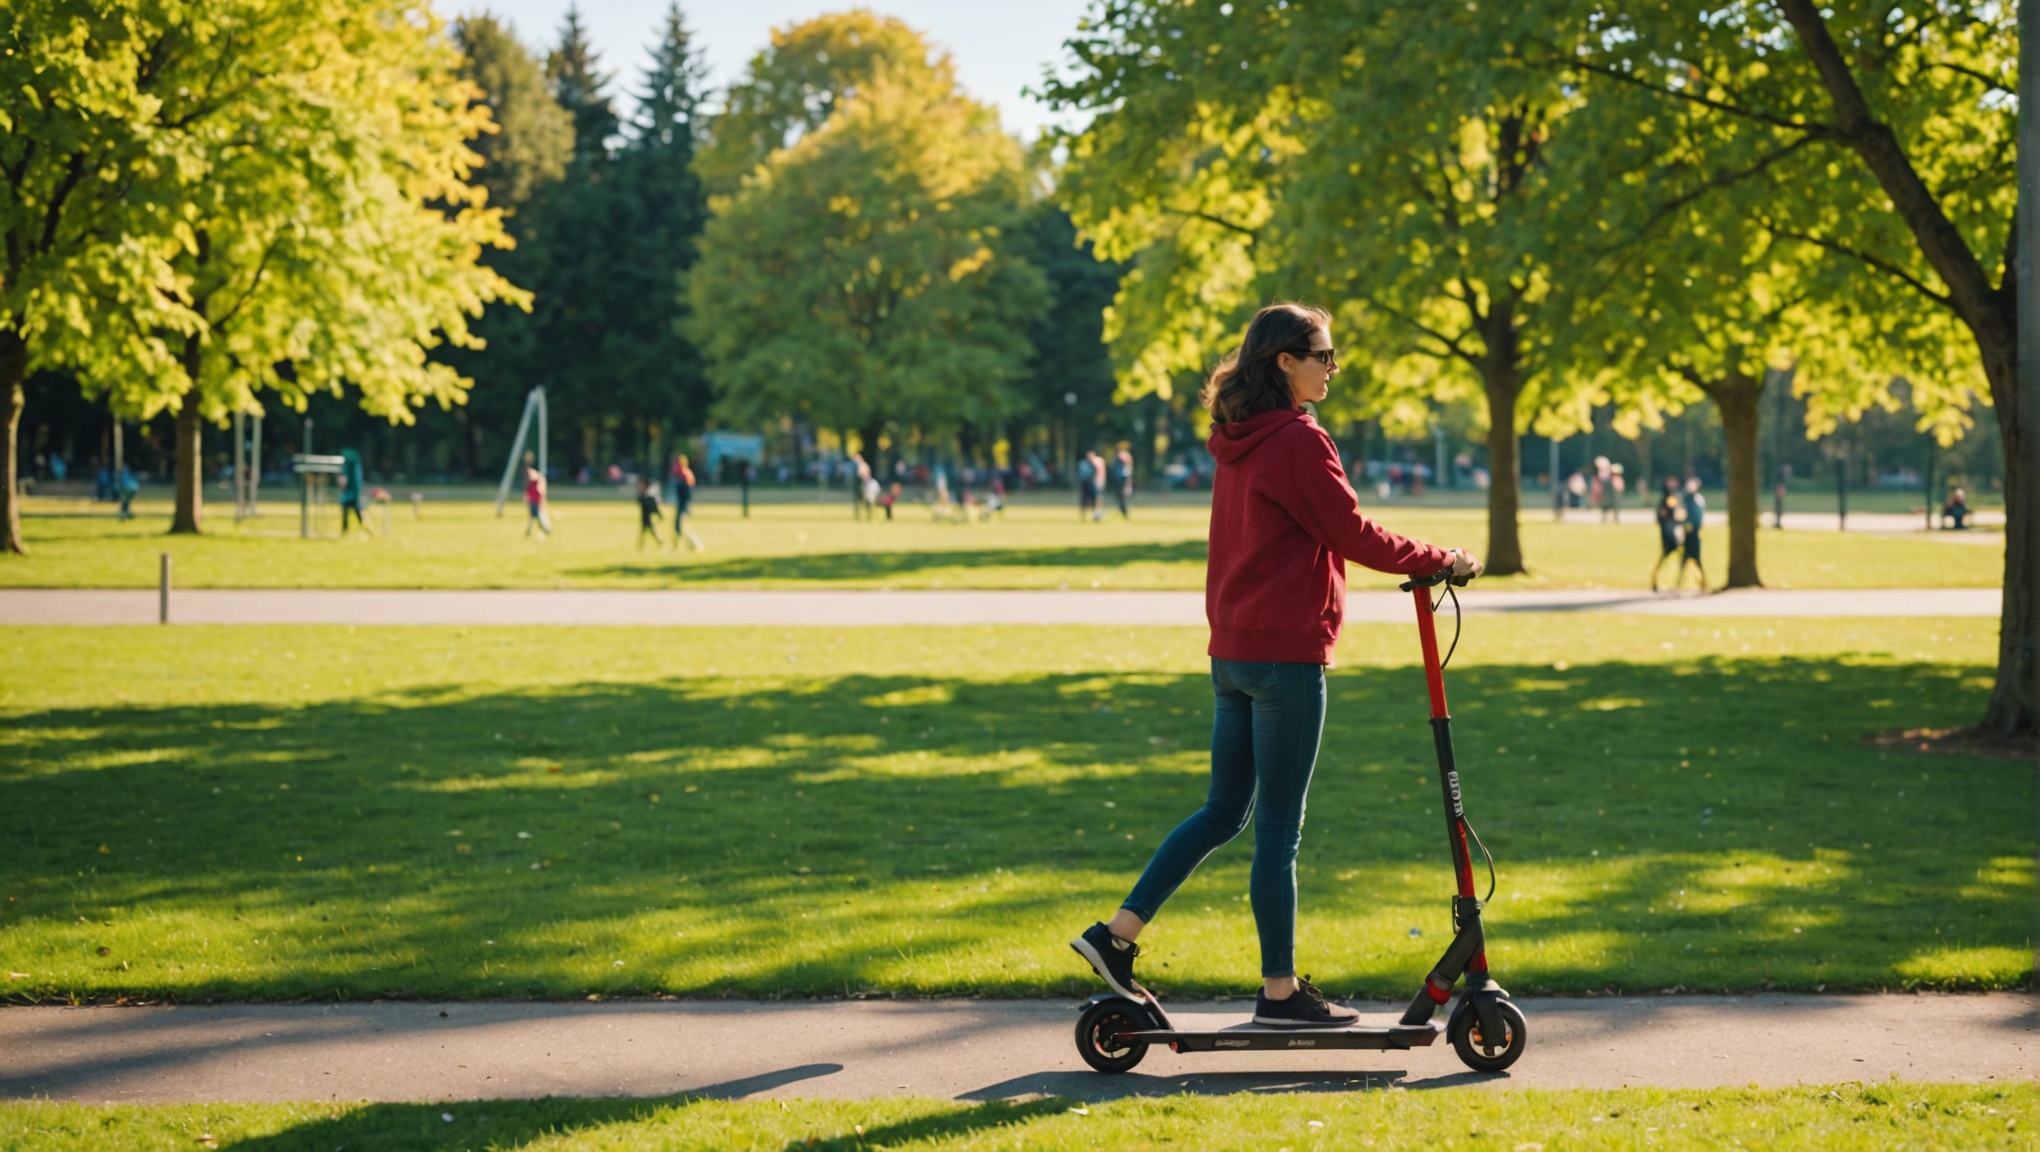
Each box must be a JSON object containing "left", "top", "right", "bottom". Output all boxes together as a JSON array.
[{"left": 636, "top": 477, "right": 663, "bottom": 550}]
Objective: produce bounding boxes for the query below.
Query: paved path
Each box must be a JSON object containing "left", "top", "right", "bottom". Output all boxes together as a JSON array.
[
  {"left": 0, "top": 586, "right": 2001, "bottom": 626},
  {"left": 2, "top": 994, "right": 2029, "bottom": 1103}
]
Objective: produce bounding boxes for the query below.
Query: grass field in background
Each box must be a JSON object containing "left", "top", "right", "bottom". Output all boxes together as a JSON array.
[
  {"left": 2, "top": 618, "right": 2025, "bottom": 1003},
  {"left": 3, "top": 1082, "right": 2034, "bottom": 1151},
  {"left": 2, "top": 496, "right": 2004, "bottom": 590}
]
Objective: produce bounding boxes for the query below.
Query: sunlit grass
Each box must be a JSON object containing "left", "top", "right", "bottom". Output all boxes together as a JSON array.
[
  {"left": 3, "top": 1082, "right": 2036, "bottom": 1150},
  {"left": 1, "top": 618, "right": 2025, "bottom": 1003},
  {"left": 1, "top": 496, "right": 2002, "bottom": 590}
]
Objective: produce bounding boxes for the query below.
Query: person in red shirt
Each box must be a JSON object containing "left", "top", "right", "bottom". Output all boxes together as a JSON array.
[{"left": 1073, "top": 302, "right": 1481, "bottom": 1027}]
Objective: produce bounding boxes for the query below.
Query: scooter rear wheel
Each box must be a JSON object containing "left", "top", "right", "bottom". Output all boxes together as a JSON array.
[
  {"left": 1449, "top": 999, "right": 1527, "bottom": 1073},
  {"left": 1075, "top": 999, "right": 1150, "bottom": 1073}
]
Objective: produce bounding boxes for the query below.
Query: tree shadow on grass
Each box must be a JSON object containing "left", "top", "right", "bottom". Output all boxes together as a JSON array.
[
  {"left": 0, "top": 656, "right": 2028, "bottom": 1003},
  {"left": 564, "top": 539, "right": 1208, "bottom": 583},
  {"left": 211, "top": 1095, "right": 1067, "bottom": 1151}
]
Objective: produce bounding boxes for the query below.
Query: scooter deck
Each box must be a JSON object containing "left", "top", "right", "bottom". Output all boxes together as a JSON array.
[{"left": 1120, "top": 1020, "right": 1443, "bottom": 1053}]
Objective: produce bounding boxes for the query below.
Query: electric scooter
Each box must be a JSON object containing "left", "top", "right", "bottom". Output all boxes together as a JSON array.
[{"left": 1073, "top": 565, "right": 1527, "bottom": 1075}]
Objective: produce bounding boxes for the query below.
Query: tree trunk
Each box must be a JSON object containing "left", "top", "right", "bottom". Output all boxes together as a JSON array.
[
  {"left": 1704, "top": 370, "right": 1764, "bottom": 589},
  {"left": 1981, "top": 345, "right": 2034, "bottom": 738},
  {"left": 0, "top": 327, "right": 25, "bottom": 555},
  {"left": 171, "top": 400, "right": 203, "bottom": 534},
  {"left": 1477, "top": 304, "right": 1526, "bottom": 575},
  {"left": 171, "top": 331, "right": 204, "bottom": 534}
]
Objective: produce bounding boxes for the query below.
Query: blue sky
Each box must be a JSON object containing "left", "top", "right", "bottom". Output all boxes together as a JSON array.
[{"left": 469, "top": 0, "right": 1097, "bottom": 141}]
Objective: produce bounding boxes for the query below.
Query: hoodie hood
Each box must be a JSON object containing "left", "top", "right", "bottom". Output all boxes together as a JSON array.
[{"left": 1207, "top": 406, "right": 1307, "bottom": 464}]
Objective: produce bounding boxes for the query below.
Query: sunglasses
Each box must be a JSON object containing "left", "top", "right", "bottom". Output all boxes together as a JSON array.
[{"left": 1286, "top": 347, "right": 1338, "bottom": 368}]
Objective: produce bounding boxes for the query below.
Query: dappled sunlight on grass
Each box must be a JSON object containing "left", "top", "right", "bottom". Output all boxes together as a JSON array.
[
  {"left": 7, "top": 1082, "right": 2038, "bottom": 1151},
  {"left": 0, "top": 621, "right": 2028, "bottom": 1002}
]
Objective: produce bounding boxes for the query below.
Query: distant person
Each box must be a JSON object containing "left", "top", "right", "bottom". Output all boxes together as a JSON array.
[
  {"left": 671, "top": 453, "right": 705, "bottom": 551},
  {"left": 1112, "top": 447, "right": 1135, "bottom": 518},
  {"left": 1609, "top": 463, "right": 1625, "bottom": 524},
  {"left": 879, "top": 481, "right": 900, "bottom": 520},
  {"left": 116, "top": 466, "right": 138, "bottom": 521},
  {"left": 1774, "top": 479, "right": 1788, "bottom": 529},
  {"left": 1941, "top": 486, "right": 1970, "bottom": 530},
  {"left": 1592, "top": 456, "right": 1611, "bottom": 521},
  {"left": 522, "top": 453, "right": 552, "bottom": 538},
  {"left": 851, "top": 454, "right": 874, "bottom": 521},
  {"left": 635, "top": 477, "right": 663, "bottom": 550},
  {"left": 740, "top": 461, "right": 754, "bottom": 519},
  {"left": 1650, "top": 476, "right": 1684, "bottom": 592},
  {"left": 337, "top": 448, "right": 368, "bottom": 535},
  {"left": 1077, "top": 450, "right": 1100, "bottom": 521},
  {"left": 1678, "top": 476, "right": 1707, "bottom": 591}
]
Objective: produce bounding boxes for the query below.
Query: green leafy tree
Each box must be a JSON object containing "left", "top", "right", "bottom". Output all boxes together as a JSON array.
[
  {"left": 1045, "top": 1, "right": 1624, "bottom": 576},
  {"left": 0, "top": 0, "right": 205, "bottom": 553},
  {"left": 695, "top": 11, "right": 955, "bottom": 196},
  {"left": 689, "top": 29, "right": 1045, "bottom": 463},
  {"left": 1545, "top": 2, "right": 2026, "bottom": 735},
  {"left": 143, "top": 2, "right": 523, "bottom": 533}
]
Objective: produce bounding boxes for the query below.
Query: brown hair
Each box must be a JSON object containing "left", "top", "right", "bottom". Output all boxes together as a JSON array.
[{"left": 1199, "top": 302, "right": 1331, "bottom": 424}]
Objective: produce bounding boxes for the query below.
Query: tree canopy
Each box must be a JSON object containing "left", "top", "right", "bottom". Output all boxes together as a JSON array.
[{"left": 689, "top": 16, "right": 1045, "bottom": 461}]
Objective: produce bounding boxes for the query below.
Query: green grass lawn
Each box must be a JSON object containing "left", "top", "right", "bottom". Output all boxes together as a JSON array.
[
  {"left": 1, "top": 496, "right": 2003, "bottom": 590},
  {"left": 3, "top": 1082, "right": 2034, "bottom": 1150},
  {"left": 1, "top": 618, "right": 2026, "bottom": 1003}
]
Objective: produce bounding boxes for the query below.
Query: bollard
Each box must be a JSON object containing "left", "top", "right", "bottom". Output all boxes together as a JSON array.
[{"left": 159, "top": 552, "right": 171, "bottom": 625}]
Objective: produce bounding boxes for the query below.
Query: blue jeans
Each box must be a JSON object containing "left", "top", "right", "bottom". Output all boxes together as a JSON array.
[{"left": 1122, "top": 658, "right": 1327, "bottom": 977}]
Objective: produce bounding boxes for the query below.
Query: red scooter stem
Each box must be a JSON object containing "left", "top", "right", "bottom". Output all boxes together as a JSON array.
[
  {"left": 1410, "top": 583, "right": 1478, "bottom": 903},
  {"left": 1411, "top": 583, "right": 1450, "bottom": 721}
]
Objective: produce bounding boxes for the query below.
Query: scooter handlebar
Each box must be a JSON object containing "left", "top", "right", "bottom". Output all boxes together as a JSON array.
[{"left": 1400, "top": 565, "right": 1474, "bottom": 592}]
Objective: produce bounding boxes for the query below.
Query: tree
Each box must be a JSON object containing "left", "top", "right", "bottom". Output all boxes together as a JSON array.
[
  {"left": 1044, "top": 2, "right": 1621, "bottom": 576},
  {"left": 446, "top": 12, "right": 574, "bottom": 476},
  {"left": 695, "top": 11, "right": 956, "bottom": 196},
  {"left": 1014, "top": 202, "right": 1123, "bottom": 471},
  {"left": 139, "top": 2, "right": 523, "bottom": 534},
  {"left": 1549, "top": 2, "right": 2026, "bottom": 735},
  {"left": 688, "top": 28, "right": 1045, "bottom": 463},
  {"left": 1, "top": 1, "right": 207, "bottom": 553},
  {"left": 456, "top": 14, "right": 574, "bottom": 211},
  {"left": 605, "top": 3, "right": 712, "bottom": 443}
]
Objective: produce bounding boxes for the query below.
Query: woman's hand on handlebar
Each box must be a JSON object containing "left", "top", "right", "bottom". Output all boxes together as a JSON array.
[{"left": 1448, "top": 548, "right": 1483, "bottom": 583}]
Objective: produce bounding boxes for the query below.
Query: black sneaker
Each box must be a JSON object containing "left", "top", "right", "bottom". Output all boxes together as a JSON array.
[
  {"left": 1253, "top": 976, "right": 1360, "bottom": 1028},
  {"left": 1071, "top": 922, "right": 1144, "bottom": 999}
]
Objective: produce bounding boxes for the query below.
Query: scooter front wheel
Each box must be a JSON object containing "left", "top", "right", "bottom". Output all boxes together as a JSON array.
[
  {"left": 1075, "top": 999, "right": 1150, "bottom": 1073},
  {"left": 1449, "top": 999, "right": 1527, "bottom": 1073}
]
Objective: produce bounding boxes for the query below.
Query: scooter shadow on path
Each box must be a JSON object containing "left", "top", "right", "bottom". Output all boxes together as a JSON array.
[{"left": 962, "top": 1067, "right": 1508, "bottom": 1102}]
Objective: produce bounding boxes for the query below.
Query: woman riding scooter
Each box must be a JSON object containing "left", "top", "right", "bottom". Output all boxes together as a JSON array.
[{"left": 1072, "top": 302, "right": 1482, "bottom": 1027}]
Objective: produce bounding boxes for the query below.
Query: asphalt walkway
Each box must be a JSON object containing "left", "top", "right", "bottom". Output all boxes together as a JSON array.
[
  {"left": 0, "top": 586, "right": 2001, "bottom": 626},
  {"left": 2, "top": 994, "right": 2029, "bottom": 1104}
]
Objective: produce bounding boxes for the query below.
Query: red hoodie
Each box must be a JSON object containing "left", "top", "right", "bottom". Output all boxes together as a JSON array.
[{"left": 1206, "top": 407, "right": 1450, "bottom": 664}]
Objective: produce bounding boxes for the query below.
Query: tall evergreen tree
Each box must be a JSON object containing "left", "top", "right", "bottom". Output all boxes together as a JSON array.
[
  {"left": 446, "top": 13, "right": 573, "bottom": 477},
  {"left": 532, "top": 6, "right": 629, "bottom": 467},
  {"left": 547, "top": 7, "right": 619, "bottom": 171},
  {"left": 606, "top": 4, "right": 712, "bottom": 442}
]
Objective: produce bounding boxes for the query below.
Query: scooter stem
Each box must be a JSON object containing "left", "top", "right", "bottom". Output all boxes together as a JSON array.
[{"left": 1399, "top": 578, "right": 1496, "bottom": 1027}]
